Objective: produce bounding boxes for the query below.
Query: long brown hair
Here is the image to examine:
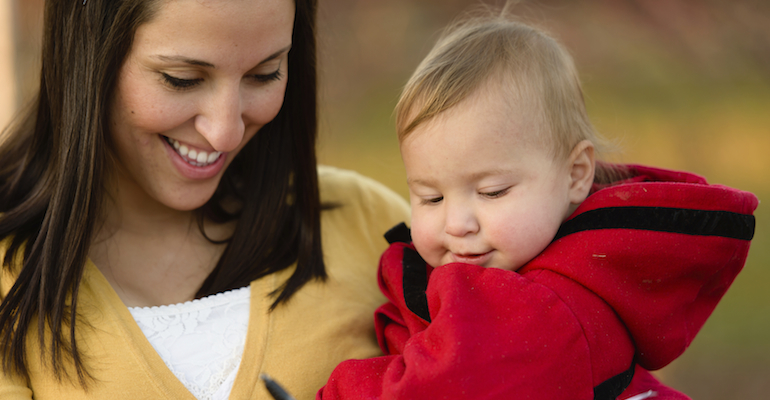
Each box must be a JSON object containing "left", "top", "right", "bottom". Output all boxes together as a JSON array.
[{"left": 0, "top": 0, "right": 324, "bottom": 385}]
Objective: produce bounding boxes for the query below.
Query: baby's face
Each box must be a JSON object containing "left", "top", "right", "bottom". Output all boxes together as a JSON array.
[{"left": 401, "top": 88, "right": 575, "bottom": 271}]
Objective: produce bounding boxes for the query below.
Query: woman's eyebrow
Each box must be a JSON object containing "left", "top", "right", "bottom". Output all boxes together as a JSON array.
[
  {"left": 260, "top": 45, "right": 292, "bottom": 64},
  {"left": 153, "top": 55, "right": 215, "bottom": 68},
  {"left": 152, "top": 45, "right": 292, "bottom": 69}
]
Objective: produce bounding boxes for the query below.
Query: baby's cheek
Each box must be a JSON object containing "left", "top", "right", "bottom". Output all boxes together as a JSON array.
[{"left": 410, "top": 228, "right": 440, "bottom": 267}]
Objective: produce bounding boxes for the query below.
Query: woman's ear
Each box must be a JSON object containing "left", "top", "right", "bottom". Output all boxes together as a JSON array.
[{"left": 567, "top": 140, "right": 595, "bottom": 205}]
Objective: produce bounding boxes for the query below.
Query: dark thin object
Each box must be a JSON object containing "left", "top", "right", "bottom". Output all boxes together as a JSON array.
[
  {"left": 593, "top": 361, "right": 635, "bottom": 400},
  {"left": 261, "top": 374, "right": 297, "bottom": 400},
  {"left": 402, "top": 247, "right": 431, "bottom": 322}
]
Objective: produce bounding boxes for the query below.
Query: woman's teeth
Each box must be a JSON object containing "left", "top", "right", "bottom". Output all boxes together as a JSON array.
[{"left": 165, "top": 137, "right": 222, "bottom": 167}]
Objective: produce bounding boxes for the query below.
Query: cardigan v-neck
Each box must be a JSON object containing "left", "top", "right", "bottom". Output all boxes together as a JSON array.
[{"left": 81, "top": 259, "right": 278, "bottom": 399}]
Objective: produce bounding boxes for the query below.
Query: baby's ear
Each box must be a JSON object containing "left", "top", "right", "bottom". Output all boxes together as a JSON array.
[{"left": 567, "top": 140, "right": 595, "bottom": 205}]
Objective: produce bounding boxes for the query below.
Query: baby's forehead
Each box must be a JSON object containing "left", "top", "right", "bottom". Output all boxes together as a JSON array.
[{"left": 400, "top": 84, "right": 557, "bottom": 156}]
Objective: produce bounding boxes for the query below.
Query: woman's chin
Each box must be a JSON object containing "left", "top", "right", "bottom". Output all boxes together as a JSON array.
[{"left": 154, "top": 184, "right": 220, "bottom": 212}]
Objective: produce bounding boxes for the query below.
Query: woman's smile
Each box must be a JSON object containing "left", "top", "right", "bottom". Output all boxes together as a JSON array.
[
  {"left": 161, "top": 135, "right": 227, "bottom": 180},
  {"left": 165, "top": 136, "right": 223, "bottom": 167}
]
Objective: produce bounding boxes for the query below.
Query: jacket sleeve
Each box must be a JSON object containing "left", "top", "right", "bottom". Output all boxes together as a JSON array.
[{"left": 318, "top": 252, "right": 634, "bottom": 400}]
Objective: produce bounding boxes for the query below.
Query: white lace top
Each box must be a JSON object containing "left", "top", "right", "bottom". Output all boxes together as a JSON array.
[{"left": 128, "top": 286, "right": 251, "bottom": 400}]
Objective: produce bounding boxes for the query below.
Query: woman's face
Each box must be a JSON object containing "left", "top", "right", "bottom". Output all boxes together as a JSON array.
[{"left": 109, "top": 0, "right": 295, "bottom": 212}]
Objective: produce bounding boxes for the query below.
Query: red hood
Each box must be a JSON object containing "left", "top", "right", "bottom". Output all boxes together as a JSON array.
[{"left": 519, "top": 164, "right": 758, "bottom": 370}]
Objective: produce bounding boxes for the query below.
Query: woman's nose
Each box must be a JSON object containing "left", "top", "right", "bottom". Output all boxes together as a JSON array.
[
  {"left": 444, "top": 201, "right": 480, "bottom": 237},
  {"left": 194, "top": 84, "right": 246, "bottom": 152}
]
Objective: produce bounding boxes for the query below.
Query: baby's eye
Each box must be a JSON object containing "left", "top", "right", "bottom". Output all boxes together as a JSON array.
[
  {"left": 480, "top": 188, "right": 510, "bottom": 198},
  {"left": 420, "top": 196, "right": 443, "bottom": 205}
]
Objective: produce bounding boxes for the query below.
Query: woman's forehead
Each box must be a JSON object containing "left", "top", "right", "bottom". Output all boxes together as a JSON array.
[{"left": 132, "top": 0, "right": 295, "bottom": 68}]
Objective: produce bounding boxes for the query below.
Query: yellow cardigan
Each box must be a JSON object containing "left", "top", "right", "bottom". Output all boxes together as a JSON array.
[{"left": 0, "top": 166, "right": 410, "bottom": 400}]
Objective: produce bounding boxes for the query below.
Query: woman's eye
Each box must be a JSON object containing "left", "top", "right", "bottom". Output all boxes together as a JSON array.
[
  {"left": 161, "top": 73, "right": 202, "bottom": 89},
  {"left": 252, "top": 69, "right": 283, "bottom": 83},
  {"left": 481, "top": 188, "right": 509, "bottom": 198}
]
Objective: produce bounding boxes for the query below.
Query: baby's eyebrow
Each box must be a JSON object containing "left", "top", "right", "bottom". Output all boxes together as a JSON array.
[
  {"left": 407, "top": 169, "right": 514, "bottom": 187},
  {"left": 465, "top": 168, "right": 513, "bottom": 181},
  {"left": 406, "top": 177, "right": 434, "bottom": 187}
]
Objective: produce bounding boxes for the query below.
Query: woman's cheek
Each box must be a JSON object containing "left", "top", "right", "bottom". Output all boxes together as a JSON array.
[
  {"left": 128, "top": 93, "right": 197, "bottom": 134},
  {"left": 245, "top": 82, "right": 288, "bottom": 126}
]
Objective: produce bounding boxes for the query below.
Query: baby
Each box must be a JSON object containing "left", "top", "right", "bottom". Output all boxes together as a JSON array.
[{"left": 319, "top": 12, "right": 757, "bottom": 400}]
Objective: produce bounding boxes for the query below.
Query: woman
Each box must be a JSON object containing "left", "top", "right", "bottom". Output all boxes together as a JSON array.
[{"left": 0, "top": 0, "right": 409, "bottom": 398}]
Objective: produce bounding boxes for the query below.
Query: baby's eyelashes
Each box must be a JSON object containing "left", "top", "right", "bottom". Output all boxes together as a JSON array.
[
  {"left": 420, "top": 196, "right": 444, "bottom": 205},
  {"left": 479, "top": 187, "right": 511, "bottom": 199},
  {"left": 414, "top": 187, "right": 511, "bottom": 205}
]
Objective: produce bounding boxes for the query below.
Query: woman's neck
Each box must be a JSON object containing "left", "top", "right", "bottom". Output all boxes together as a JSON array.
[{"left": 89, "top": 174, "right": 234, "bottom": 308}]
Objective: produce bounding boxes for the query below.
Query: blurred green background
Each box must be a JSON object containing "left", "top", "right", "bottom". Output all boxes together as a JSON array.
[
  {"left": 7, "top": 0, "right": 768, "bottom": 398},
  {"left": 314, "top": 1, "right": 769, "bottom": 399}
]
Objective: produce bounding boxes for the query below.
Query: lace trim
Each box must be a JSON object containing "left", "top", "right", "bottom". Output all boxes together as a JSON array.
[{"left": 129, "top": 286, "right": 250, "bottom": 400}]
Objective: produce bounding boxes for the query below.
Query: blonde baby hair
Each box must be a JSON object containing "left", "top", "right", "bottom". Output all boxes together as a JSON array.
[{"left": 395, "top": 8, "right": 621, "bottom": 182}]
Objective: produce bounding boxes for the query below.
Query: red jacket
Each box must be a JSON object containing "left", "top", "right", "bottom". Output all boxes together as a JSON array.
[{"left": 318, "top": 165, "right": 757, "bottom": 400}]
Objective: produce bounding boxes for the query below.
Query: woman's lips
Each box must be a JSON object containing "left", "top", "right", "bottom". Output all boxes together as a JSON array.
[
  {"left": 165, "top": 136, "right": 222, "bottom": 167},
  {"left": 161, "top": 135, "right": 227, "bottom": 180}
]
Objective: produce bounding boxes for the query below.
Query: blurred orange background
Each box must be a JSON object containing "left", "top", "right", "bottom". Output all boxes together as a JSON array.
[{"left": 2, "top": 1, "right": 768, "bottom": 398}]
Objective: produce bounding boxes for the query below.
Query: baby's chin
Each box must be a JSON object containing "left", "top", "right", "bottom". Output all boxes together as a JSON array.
[
  {"left": 478, "top": 259, "right": 520, "bottom": 272},
  {"left": 488, "top": 263, "right": 522, "bottom": 272}
]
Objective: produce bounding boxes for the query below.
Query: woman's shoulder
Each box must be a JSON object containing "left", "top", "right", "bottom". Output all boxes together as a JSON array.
[
  {"left": 318, "top": 165, "right": 409, "bottom": 218},
  {"left": 317, "top": 165, "right": 400, "bottom": 199},
  {"left": 0, "top": 236, "right": 21, "bottom": 297},
  {"left": 316, "top": 165, "right": 410, "bottom": 253}
]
